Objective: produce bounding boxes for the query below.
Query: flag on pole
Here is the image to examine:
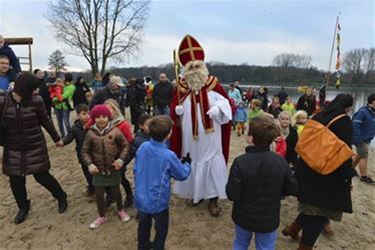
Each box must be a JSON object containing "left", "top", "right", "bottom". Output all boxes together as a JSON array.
[{"left": 335, "top": 21, "right": 341, "bottom": 89}]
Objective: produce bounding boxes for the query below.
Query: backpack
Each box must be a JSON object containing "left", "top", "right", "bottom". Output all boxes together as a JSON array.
[{"left": 295, "top": 114, "right": 354, "bottom": 175}]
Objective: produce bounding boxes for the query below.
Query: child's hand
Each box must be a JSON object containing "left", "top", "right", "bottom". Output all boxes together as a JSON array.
[
  {"left": 112, "top": 159, "right": 123, "bottom": 170},
  {"left": 55, "top": 140, "right": 64, "bottom": 147},
  {"left": 89, "top": 164, "right": 99, "bottom": 174}
]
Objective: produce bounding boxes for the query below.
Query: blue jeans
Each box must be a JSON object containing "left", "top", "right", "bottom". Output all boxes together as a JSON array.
[
  {"left": 154, "top": 106, "right": 170, "bottom": 116},
  {"left": 233, "top": 224, "right": 277, "bottom": 250},
  {"left": 138, "top": 209, "right": 169, "bottom": 250},
  {"left": 55, "top": 109, "right": 71, "bottom": 138}
]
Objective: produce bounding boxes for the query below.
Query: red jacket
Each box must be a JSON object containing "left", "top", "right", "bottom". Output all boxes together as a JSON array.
[
  {"left": 116, "top": 120, "right": 133, "bottom": 143},
  {"left": 49, "top": 85, "right": 63, "bottom": 101},
  {"left": 275, "top": 136, "right": 287, "bottom": 157}
]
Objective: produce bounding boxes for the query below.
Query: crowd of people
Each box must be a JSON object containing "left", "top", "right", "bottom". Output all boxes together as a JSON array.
[{"left": 1, "top": 34, "right": 375, "bottom": 250}]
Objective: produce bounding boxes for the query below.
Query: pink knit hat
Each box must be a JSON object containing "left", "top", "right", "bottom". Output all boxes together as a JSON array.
[{"left": 90, "top": 104, "right": 113, "bottom": 120}]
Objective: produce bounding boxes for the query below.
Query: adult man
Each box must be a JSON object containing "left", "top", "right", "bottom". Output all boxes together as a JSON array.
[
  {"left": 0, "top": 35, "right": 21, "bottom": 73},
  {"left": 170, "top": 35, "right": 232, "bottom": 217},
  {"left": 296, "top": 88, "right": 316, "bottom": 116},
  {"left": 152, "top": 73, "right": 174, "bottom": 116},
  {"left": 277, "top": 86, "right": 288, "bottom": 105},
  {"left": 90, "top": 75, "right": 125, "bottom": 113},
  {"left": 0, "top": 54, "right": 16, "bottom": 92},
  {"left": 352, "top": 93, "right": 375, "bottom": 184}
]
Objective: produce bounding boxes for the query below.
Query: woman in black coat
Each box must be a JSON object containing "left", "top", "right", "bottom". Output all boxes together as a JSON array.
[
  {"left": 283, "top": 94, "right": 356, "bottom": 249},
  {"left": 0, "top": 73, "right": 67, "bottom": 224},
  {"left": 73, "top": 76, "right": 90, "bottom": 107}
]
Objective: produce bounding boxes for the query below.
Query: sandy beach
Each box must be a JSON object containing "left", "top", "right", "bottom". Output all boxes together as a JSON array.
[{"left": 0, "top": 126, "right": 374, "bottom": 250}]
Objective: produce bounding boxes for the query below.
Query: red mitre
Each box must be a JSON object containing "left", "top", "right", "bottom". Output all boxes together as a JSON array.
[{"left": 178, "top": 34, "right": 205, "bottom": 66}]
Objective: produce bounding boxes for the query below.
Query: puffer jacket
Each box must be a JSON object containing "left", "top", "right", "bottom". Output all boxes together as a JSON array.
[
  {"left": 0, "top": 92, "right": 61, "bottom": 176},
  {"left": 62, "top": 120, "right": 87, "bottom": 164},
  {"left": 226, "top": 146, "right": 298, "bottom": 233},
  {"left": 81, "top": 124, "right": 129, "bottom": 173}
]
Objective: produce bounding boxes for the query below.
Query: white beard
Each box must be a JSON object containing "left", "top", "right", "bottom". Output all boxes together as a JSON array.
[{"left": 183, "top": 61, "right": 209, "bottom": 92}]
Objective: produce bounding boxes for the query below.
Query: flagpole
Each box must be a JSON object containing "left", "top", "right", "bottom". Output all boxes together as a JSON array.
[{"left": 325, "top": 14, "right": 340, "bottom": 89}]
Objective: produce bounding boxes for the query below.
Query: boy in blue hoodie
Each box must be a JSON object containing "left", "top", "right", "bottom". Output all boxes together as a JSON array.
[{"left": 135, "top": 115, "right": 191, "bottom": 250}]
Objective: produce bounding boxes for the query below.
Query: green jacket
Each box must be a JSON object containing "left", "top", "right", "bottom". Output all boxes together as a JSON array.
[
  {"left": 248, "top": 108, "right": 263, "bottom": 121},
  {"left": 281, "top": 102, "right": 296, "bottom": 116},
  {"left": 53, "top": 83, "right": 76, "bottom": 110}
]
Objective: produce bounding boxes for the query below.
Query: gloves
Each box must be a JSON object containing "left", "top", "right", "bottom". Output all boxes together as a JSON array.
[
  {"left": 181, "top": 153, "right": 191, "bottom": 164},
  {"left": 175, "top": 105, "right": 184, "bottom": 116},
  {"left": 206, "top": 106, "right": 219, "bottom": 119}
]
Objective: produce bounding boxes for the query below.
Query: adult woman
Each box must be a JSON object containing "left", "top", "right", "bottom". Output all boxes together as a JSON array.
[
  {"left": 34, "top": 69, "right": 52, "bottom": 117},
  {"left": 53, "top": 73, "right": 76, "bottom": 137},
  {"left": 283, "top": 94, "right": 356, "bottom": 249},
  {"left": 0, "top": 73, "right": 67, "bottom": 224},
  {"left": 73, "top": 76, "right": 90, "bottom": 107}
]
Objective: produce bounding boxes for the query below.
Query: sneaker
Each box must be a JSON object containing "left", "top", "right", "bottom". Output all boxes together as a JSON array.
[
  {"left": 360, "top": 176, "right": 375, "bottom": 184},
  {"left": 89, "top": 216, "right": 107, "bottom": 229},
  {"left": 117, "top": 209, "right": 131, "bottom": 222}
]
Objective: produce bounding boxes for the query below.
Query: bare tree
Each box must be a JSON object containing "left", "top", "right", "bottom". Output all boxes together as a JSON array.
[
  {"left": 46, "top": 0, "right": 150, "bottom": 76},
  {"left": 272, "top": 53, "right": 312, "bottom": 69},
  {"left": 48, "top": 50, "right": 68, "bottom": 74}
]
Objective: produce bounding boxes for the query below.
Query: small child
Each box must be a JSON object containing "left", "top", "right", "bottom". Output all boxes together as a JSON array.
[
  {"left": 248, "top": 99, "right": 263, "bottom": 121},
  {"left": 278, "top": 111, "right": 299, "bottom": 167},
  {"left": 104, "top": 98, "right": 134, "bottom": 207},
  {"left": 62, "top": 104, "right": 93, "bottom": 195},
  {"left": 49, "top": 78, "right": 64, "bottom": 103},
  {"left": 135, "top": 115, "right": 191, "bottom": 250},
  {"left": 226, "top": 115, "right": 298, "bottom": 250},
  {"left": 81, "top": 104, "right": 131, "bottom": 229},
  {"left": 293, "top": 110, "right": 308, "bottom": 137},
  {"left": 125, "top": 113, "right": 152, "bottom": 164},
  {"left": 235, "top": 101, "right": 247, "bottom": 136},
  {"left": 281, "top": 96, "right": 296, "bottom": 116},
  {"left": 272, "top": 119, "right": 287, "bottom": 157}
]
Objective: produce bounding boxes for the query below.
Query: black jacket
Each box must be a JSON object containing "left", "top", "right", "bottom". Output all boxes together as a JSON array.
[
  {"left": 125, "top": 83, "right": 146, "bottom": 111},
  {"left": 1, "top": 93, "right": 60, "bottom": 176},
  {"left": 226, "top": 146, "right": 298, "bottom": 233},
  {"left": 73, "top": 84, "right": 90, "bottom": 107},
  {"left": 90, "top": 86, "right": 122, "bottom": 111},
  {"left": 62, "top": 120, "right": 87, "bottom": 164},
  {"left": 124, "top": 131, "right": 150, "bottom": 166},
  {"left": 152, "top": 81, "right": 174, "bottom": 108},
  {"left": 285, "top": 125, "right": 298, "bottom": 166},
  {"left": 296, "top": 111, "right": 356, "bottom": 213}
]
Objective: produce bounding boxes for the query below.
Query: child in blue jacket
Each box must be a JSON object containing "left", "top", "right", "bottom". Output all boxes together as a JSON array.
[
  {"left": 235, "top": 101, "right": 248, "bottom": 136},
  {"left": 134, "top": 115, "right": 191, "bottom": 250}
]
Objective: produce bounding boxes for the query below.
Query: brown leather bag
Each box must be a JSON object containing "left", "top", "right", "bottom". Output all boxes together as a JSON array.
[{"left": 295, "top": 114, "right": 354, "bottom": 175}]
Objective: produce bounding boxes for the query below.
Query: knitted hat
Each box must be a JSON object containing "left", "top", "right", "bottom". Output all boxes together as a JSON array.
[{"left": 90, "top": 104, "right": 112, "bottom": 120}]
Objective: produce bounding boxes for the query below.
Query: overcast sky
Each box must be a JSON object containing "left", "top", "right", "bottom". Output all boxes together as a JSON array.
[{"left": 0, "top": 0, "right": 374, "bottom": 72}]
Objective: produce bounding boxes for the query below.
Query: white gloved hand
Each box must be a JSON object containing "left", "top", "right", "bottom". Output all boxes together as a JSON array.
[
  {"left": 206, "top": 106, "right": 220, "bottom": 119},
  {"left": 175, "top": 105, "right": 184, "bottom": 116}
]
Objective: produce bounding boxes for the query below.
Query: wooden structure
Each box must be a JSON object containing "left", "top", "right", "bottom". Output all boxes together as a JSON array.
[{"left": 4, "top": 37, "right": 33, "bottom": 72}]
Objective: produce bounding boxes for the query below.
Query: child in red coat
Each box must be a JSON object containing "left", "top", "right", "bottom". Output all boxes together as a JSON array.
[{"left": 49, "top": 78, "right": 64, "bottom": 103}]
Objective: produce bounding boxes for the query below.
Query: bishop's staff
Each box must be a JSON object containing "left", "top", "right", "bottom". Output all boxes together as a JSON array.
[{"left": 173, "top": 49, "right": 181, "bottom": 105}]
